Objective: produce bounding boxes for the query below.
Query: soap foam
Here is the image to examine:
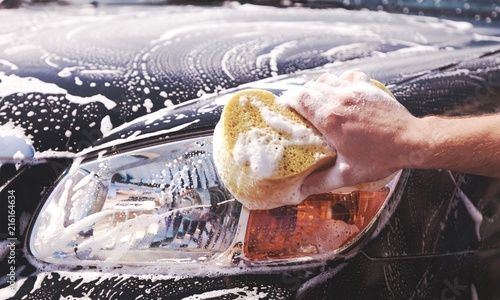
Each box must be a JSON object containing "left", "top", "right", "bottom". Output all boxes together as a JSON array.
[
  {"left": 307, "top": 220, "right": 359, "bottom": 253},
  {"left": 233, "top": 127, "right": 283, "bottom": 178},
  {"left": 0, "top": 121, "right": 35, "bottom": 159},
  {"left": 232, "top": 95, "right": 329, "bottom": 179}
]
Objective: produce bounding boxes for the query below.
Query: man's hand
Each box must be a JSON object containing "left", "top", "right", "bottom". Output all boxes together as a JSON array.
[{"left": 278, "top": 69, "right": 500, "bottom": 197}]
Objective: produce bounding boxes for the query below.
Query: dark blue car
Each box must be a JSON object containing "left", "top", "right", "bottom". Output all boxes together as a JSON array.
[{"left": 1, "top": 0, "right": 499, "bottom": 299}]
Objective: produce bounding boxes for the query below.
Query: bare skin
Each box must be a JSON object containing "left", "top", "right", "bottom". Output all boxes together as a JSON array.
[{"left": 279, "top": 70, "right": 500, "bottom": 196}]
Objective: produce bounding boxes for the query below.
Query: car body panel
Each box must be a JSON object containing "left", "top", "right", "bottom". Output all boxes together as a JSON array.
[
  {"left": 0, "top": 4, "right": 499, "bottom": 153},
  {"left": 1, "top": 3, "right": 500, "bottom": 300}
]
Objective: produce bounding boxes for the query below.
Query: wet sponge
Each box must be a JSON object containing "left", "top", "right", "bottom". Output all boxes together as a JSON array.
[{"left": 213, "top": 89, "right": 336, "bottom": 210}]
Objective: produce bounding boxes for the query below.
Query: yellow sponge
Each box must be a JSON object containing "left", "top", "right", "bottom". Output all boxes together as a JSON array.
[{"left": 213, "top": 89, "right": 336, "bottom": 210}]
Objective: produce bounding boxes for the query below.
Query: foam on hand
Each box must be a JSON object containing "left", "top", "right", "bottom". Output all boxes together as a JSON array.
[{"left": 277, "top": 70, "right": 401, "bottom": 194}]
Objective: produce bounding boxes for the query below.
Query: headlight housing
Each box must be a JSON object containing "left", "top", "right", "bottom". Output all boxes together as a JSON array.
[{"left": 29, "top": 135, "right": 401, "bottom": 269}]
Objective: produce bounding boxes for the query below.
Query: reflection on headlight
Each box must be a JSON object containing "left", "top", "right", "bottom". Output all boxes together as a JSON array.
[{"left": 29, "top": 135, "right": 400, "bottom": 268}]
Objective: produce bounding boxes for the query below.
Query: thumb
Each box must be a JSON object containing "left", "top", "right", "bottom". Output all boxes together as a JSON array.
[{"left": 300, "top": 156, "right": 350, "bottom": 197}]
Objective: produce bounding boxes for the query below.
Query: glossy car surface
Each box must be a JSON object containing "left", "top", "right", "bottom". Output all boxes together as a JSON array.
[{"left": 1, "top": 1, "right": 500, "bottom": 299}]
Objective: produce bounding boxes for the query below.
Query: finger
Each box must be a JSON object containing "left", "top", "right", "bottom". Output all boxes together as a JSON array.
[
  {"left": 300, "top": 157, "right": 350, "bottom": 197},
  {"left": 303, "top": 81, "right": 343, "bottom": 104},
  {"left": 316, "top": 73, "right": 345, "bottom": 87},
  {"left": 305, "top": 78, "right": 371, "bottom": 110},
  {"left": 339, "top": 69, "right": 370, "bottom": 83},
  {"left": 278, "top": 87, "right": 328, "bottom": 120}
]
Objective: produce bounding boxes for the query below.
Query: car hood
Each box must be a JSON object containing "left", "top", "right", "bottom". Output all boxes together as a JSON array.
[{"left": 1, "top": 4, "right": 499, "bottom": 155}]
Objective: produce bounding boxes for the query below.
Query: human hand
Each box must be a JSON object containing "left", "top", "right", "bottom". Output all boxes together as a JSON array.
[{"left": 277, "top": 69, "right": 421, "bottom": 196}]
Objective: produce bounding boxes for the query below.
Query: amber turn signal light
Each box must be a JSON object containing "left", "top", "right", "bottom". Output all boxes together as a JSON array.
[{"left": 244, "top": 188, "right": 390, "bottom": 261}]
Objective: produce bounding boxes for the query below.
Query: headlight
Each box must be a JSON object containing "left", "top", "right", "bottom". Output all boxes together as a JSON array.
[{"left": 29, "top": 135, "right": 401, "bottom": 268}]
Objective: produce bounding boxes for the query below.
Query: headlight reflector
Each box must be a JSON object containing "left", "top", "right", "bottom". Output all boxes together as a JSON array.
[{"left": 30, "top": 137, "right": 241, "bottom": 264}]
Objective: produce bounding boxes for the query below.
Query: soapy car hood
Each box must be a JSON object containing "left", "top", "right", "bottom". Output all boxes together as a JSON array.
[
  {"left": 1, "top": 3, "right": 500, "bottom": 300},
  {"left": 1, "top": 3, "right": 499, "bottom": 155}
]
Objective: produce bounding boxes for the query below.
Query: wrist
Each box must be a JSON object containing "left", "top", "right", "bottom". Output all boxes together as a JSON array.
[{"left": 399, "top": 115, "right": 439, "bottom": 170}]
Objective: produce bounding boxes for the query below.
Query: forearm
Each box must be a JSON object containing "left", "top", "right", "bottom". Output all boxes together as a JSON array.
[
  {"left": 408, "top": 114, "right": 500, "bottom": 178},
  {"left": 287, "top": 70, "right": 500, "bottom": 194}
]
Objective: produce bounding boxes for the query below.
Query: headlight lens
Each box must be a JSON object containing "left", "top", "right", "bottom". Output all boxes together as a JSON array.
[
  {"left": 30, "top": 137, "right": 241, "bottom": 264},
  {"left": 29, "top": 135, "right": 400, "bottom": 268}
]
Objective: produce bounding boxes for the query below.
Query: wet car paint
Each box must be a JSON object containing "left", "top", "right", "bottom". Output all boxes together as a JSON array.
[
  {"left": 1, "top": 3, "right": 500, "bottom": 300},
  {"left": 1, "top": 4, "right": 498, "bottom": 154}
]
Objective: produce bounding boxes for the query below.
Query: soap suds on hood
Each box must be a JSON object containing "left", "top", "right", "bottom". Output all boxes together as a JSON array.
[{"left": 0, "top": 121, "right": 35, "bottom": 159}]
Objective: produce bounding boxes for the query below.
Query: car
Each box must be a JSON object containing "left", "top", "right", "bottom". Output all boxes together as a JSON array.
[{"left": 1, "top": 0, "right": 499, "bottom": 299}]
